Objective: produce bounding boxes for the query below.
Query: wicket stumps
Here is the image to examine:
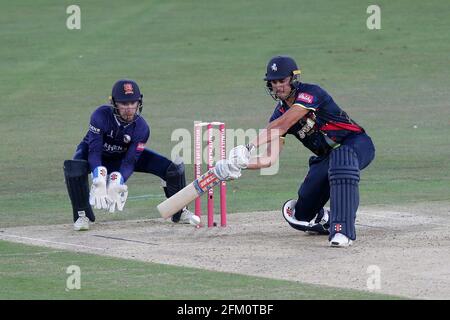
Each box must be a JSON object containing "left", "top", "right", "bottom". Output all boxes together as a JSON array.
[{"left": 194, "top": 121, "right": 227, "bottom": 227}]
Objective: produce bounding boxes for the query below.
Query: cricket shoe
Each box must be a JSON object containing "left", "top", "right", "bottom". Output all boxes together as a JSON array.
[
  {"left": 282, "top": 200, "right": 329, "bottom": 235},
  {"left": 74, "top": 216, "right": 90, "bottom": 231},
  {"left": 178, "top": 208, "right": 201, "bottom": 226},
  {"left": 329, "top": 233, "right": 353, "bottom": 247},
  {"left": 306, "top": 207, "right": 330, "bottom": 235}
]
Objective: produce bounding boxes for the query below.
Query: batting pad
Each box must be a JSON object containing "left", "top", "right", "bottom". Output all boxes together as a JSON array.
[
  {"left": 328, "top": 146, "right": 360, "bottom": 240},
  {"left": 63, "top": 159, "right": 95, "bottom": 222},
  {"left": 163, "top": 160, "right": 187, "bottom": 222}
]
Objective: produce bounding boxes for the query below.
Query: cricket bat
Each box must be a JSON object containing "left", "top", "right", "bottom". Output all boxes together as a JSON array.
[{"left": 157, "top": 168, "right": 222, "bottom": 219}]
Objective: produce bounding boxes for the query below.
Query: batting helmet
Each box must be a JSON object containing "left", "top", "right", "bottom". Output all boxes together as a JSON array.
[
  {"left": 110, "top": 79, "right": 143, "bottom": 122},
  {"left": 264, "top": 56, "right": 301, "bottom": 101}
]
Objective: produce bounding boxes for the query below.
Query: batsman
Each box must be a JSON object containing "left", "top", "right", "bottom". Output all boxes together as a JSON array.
[
  {"left": 63, "top": 79, "right": 199, "bottom": 231},
  {"left": 216, "top": 56, "right": 375, "bottom": 247}
]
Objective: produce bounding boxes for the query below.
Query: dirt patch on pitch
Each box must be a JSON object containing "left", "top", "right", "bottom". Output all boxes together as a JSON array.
[{"left": 1, "top": 202, "right": 449, "bottom": 299}]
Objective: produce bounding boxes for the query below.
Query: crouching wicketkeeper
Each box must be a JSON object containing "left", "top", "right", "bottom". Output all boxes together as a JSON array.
[{"left": 63, "top": 79, "right": 199, "bottom": 231}]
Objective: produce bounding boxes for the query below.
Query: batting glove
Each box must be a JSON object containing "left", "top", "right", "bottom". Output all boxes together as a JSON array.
[
  {"left": 89, "top": 166, "right": 108, "bottom": 210},
  {"left": 214, "top": 159, "right": 241, "bottom": 181},
  {"left": 229, "top": 144, "right": 255, "bottom": 169},
  {"left": 106, "top": 172, "right": 128, "bottom": 213}
]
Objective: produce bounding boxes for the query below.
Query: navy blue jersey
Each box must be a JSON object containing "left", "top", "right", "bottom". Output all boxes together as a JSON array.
[
  {"left": 81, "top": 105, "right": 150, "bottom": 181},
  {"left": 269, "top": 83, "right": 363, "bottom": 156}
]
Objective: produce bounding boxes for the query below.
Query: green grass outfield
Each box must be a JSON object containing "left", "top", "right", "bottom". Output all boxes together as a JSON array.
[
  {"left": 0, "top": 240, "right": 402, "bottom": 300},
  {"left": 1, "top": 0, "right": 449, "bottom": 299},
  {"left": 1, "top": 0, "right": 449, "bottom": 226}
]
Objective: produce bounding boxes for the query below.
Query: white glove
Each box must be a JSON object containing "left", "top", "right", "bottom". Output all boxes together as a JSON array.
[
  {"left": 229, "top": 144, "right": 255, "bottom": 169},
  {"left": 89, "top": 166, "right": 108, "bottom": 210},
  {"left": 214, "top": 159, "right": 241, "bottom": 181},
  {"left": 106, "top": 172, "right": 128, "bottom": 213}
]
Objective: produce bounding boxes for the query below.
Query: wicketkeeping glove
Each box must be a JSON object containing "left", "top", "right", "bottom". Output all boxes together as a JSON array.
[
  {"left": 214, "top": 159, "right": 242, "bottom": 181},
  {"left": 106, "top": 172, "right": 128, "bottom": 213},
  {"left": 89, "top": 166, "right": 108, "bottom": 210}
]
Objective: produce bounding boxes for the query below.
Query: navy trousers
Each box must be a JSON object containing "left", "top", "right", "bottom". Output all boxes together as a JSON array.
[{"left": 294, "top": 133, "right": 375, "bottom": 224}]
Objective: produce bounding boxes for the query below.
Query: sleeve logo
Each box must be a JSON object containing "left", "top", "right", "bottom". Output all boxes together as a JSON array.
[
  {"left": 297, "top": 92, "right": 314, "bottom": 104},
  {"left": 136, "top": 142, "right": 145, "bottom": 151},
  {"left": 89, "top": 124, "right": 101, "bottom": 134}
]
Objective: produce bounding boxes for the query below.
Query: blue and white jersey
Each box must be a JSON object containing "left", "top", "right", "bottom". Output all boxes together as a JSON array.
[
  {"left": 81, "top": 105, "right": 150, "bottom": 181},
  {"left": 270, "top": 83, "right": 363, "bottom": 156}
]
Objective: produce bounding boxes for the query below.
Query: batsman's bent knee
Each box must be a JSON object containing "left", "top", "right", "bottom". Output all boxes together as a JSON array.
[{"left": 281, "top": 199, "right": 329, "bottom": 234}]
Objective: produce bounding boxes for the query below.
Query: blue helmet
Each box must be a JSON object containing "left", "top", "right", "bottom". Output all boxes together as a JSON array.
[
  {"left": 110, "top": 79, "right": 143, "bottom": 122},
  {"left": 111, "top": 79, "right": 142, "bottom": 102},
  {"left": 264, "top": 56, "right": 301, "bottom": 100}
]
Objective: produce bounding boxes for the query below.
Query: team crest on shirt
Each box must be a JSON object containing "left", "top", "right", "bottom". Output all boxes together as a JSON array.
[
  {"left": 297, "top": 92, "right": 314, "bottom": 104},
  {"left": 123, "top": 134, "right": 131, "bottom": 144},
  {"left": 123, "top": 83, "right": 134, "bottom": 95}
]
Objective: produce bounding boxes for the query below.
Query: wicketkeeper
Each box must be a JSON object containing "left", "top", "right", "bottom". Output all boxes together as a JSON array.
[
  {"left": 63, "top": 79, "right": 199, "bottom": 231},
  {"left": 215, "top": 56, "right": 375, "bottom": 247}
]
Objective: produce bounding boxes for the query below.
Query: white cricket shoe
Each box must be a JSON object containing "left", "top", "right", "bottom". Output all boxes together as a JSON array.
[
  {"left": 74, "top": 216, "right": 90, "bottom": 231},
  {"left": 179, "top": 208, "right": 201, "bottom": 226},
  {"left": 306, "top": 207, "right": 330, "bottom": 235},
  {"left": 329, "top": 233, "right": 353, "bottom": 247}
]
